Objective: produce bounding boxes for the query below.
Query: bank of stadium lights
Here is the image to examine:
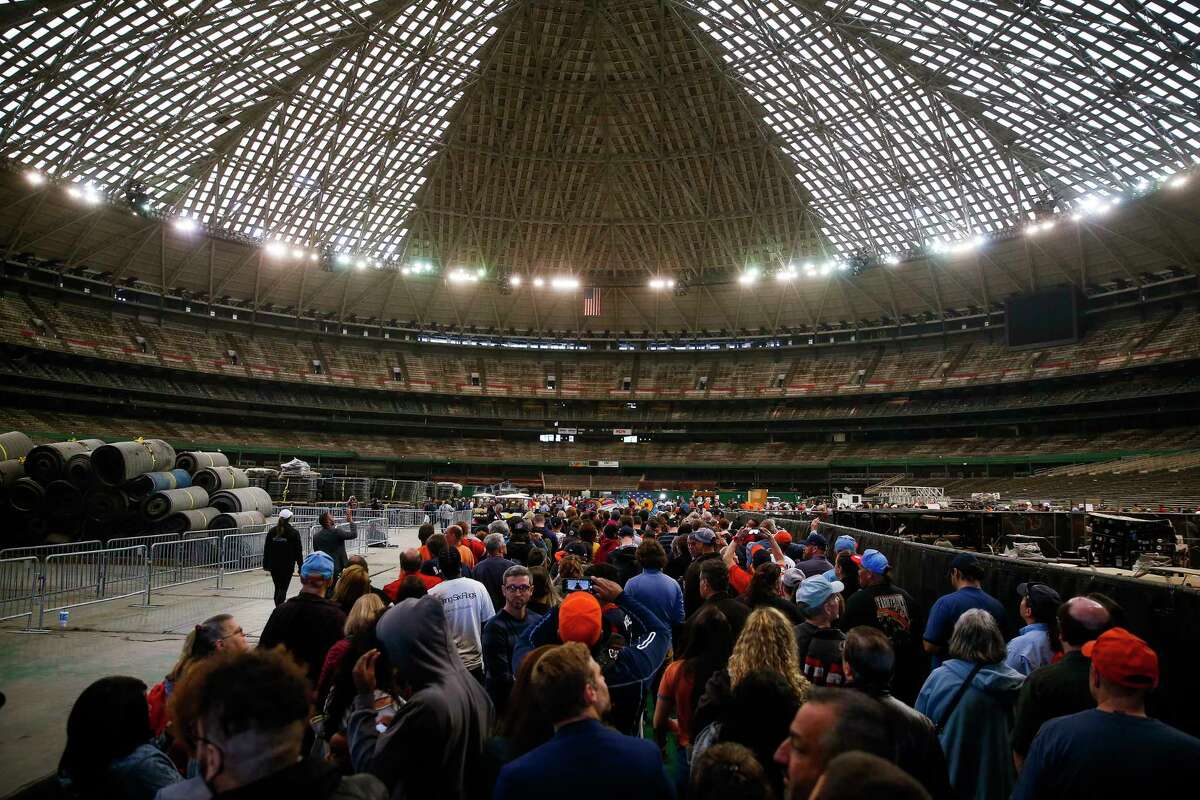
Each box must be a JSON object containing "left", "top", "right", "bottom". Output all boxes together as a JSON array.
[
  {"left": 448, "top": 267, "right": 486, "bottom": 284},
  {"left": 550, "top": 276, "right": 580, "bottom": 290},
  {"left": 508, "top": 275, "right": 522, "bottom": 287},
  {"left": 400, "top": 261, "right": 435, "bottom": 276},
  {"left": 23, "top": 169, "right": 45, "bottom": 187},
  {"left": 883, "top": 254, "right": 901, "bottom": 266},
  {"left": 65, "top": 181, "right": 102, "bottom": 205},
  {"left": 532, "top": 277, "right": 545, "bottom": 288},
  {"left": 648, "top": 277, "right": 675, "bottom": 289},
  {"left": 738, "top": 266, "right": 760, "bottom": 286},
  {"left": 172, "top": 216, "right": 198, "bottom": 234}
]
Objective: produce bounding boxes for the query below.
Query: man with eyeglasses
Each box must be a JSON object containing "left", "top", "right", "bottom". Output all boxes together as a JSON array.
[{"left": 481, "top": 565, "right": 543, "bottom": 713}]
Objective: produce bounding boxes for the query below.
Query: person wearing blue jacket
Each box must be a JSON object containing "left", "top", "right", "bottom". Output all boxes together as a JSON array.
[
  {"left": 494, "top": 641, "right": 673, "bottom": 800},
  {"left": 916, "top": 608, "right": 1024, "bottom": 800},
  {"left": 513, "top": 576, "right": 670, "bottom": 735}
]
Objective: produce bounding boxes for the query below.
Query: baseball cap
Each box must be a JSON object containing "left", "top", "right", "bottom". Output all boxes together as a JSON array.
[
  {"left": 834, "top": 534, "right": 856, "bottom": 553},
  {"left": 619, "top": 525, "right": 636, "bottom": 539},
  {"left": 300, "top": 551, "right": 334, "bottom": 579},
  {"left": 859, "top": 549, "right": 889, "bottom": 576},
  {"left": 949, "top": 552, "right": 978, "bottom": 571},
  {"left": 1016, "top": 582, "right": 1061, "bottom": 613},
  {"left": 691, "top": 528, "right": 716, "bottom": 545},
  {"left": 781, "top": 568, "right": 805, "bottom": 589},
  {"left": 559, "top": 591, "right": 603, "bottom": 646},
  {"left": 750, "top": 545, "right": 773, "bottom": 567},
  {"left": 775, "top": 531, "right": 792, "bottom": 545},
  {"left": 278, "top": 508, "right": 293, "bottom": 520},
  {"left": 565, "top": 541, "right": 590, "bottom": 558},
  {"left": 1082, "top": 627, "right": 1158, "bottom": 689},
  {"left": 822, "top": 568, "right": 838, "bottom": 582},
  {"left": 804, "top": 532, "right": 828, "bottom": 549},
  {"left": 795, "top": 574, "right": 844, "bottom": 611}
]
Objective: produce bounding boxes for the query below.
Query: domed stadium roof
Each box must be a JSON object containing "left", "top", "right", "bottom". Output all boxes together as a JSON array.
[{"left": 1, "top": 0, "right": 1198, "bottom": 333}]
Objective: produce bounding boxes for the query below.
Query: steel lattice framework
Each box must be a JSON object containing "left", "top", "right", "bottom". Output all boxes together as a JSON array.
[{"left": 1, "top": 0, "right": 1199, "bottom": 336}]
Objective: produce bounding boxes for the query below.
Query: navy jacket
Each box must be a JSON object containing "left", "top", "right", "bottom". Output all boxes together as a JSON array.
[{"left": 493, "top": 719, "right": 673, "bottom": 800}]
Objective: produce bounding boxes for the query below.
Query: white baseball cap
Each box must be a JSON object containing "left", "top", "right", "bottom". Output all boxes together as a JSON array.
[{"left": 278, "top": 509, "right": 293, "bottom": 519}]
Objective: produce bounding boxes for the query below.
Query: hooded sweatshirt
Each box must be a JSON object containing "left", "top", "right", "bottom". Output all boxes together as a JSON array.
[
  {"left": 348, "top": 597, "right": 495, "bottom": 800},
  {"left": 915, "top": 658, "right": 1025, "bottom": 800}
]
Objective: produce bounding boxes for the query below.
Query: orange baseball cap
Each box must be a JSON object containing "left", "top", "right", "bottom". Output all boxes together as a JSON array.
[
  {"left": 775, "top": 531, "right": 792, "bottom": 545},
  {"left": 1082, "top": 627, "right": 1159, "bottom": 689},
  {"left": 558, "top": 591, "right": 603, "bottom": 646}
]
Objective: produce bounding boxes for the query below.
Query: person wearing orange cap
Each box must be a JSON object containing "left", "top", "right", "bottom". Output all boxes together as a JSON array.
[
  {"left": 1013, "top": 627, "right": 1200, "bottom": 799},
  {"left": 512, "top": 576, "right": 670, "bottom": 736}
]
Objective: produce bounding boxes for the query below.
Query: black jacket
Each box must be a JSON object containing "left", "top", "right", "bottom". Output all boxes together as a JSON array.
[
  {"left": 259, "top": 592, "right": 347, "bottom": 687},
  {"left": 856, "top": 687, "right": 954, "bottom": 800},
  {"left": 313, "top": 521, "right": 357, "bottom": 574},
  {"left": 263, "top": 521, "right": 303, "bottom": 575}
]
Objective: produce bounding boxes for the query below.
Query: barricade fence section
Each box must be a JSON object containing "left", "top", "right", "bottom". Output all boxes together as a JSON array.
[
  {"left": 39, "top": 545, "right": 149, "bottom": 627},
  {"left": 149, "top": 537, "right": 221, "bottom": 593},
  {"left": 0, "top": 540, "right": 103, "bottom": 562},
  {"left": 0, "top": 557, "right": 37, "bottom": 624},
  {"left": 219, "top": 528, "right": 269, "bottom": 583}
]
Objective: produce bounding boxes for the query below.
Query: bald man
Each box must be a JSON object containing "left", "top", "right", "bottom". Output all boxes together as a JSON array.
[{"left": 1012, "top": 596, "right": 1112, "bottom": 767}]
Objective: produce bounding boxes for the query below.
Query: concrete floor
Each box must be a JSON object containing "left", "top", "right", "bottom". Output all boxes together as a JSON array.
[{"left": 0, "top": 528, "right": 418, "bottom": 798}]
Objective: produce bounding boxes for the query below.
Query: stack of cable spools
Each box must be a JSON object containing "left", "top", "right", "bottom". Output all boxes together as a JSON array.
[
  {"left": 0, "top": 430, "right": 276, "bottom": 546},
  {"left": 320, "top": 476, "right": 373, "bottom": 502}
]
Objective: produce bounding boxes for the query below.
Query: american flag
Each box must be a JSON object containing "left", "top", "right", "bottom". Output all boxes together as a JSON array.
[{"left": 583, "top": 287, "right": 602, "bottom": 316}]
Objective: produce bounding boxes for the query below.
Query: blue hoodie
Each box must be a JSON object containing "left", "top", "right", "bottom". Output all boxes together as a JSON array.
[{"left": 916, "top": 659, "right": 1025, "bottom": 800}]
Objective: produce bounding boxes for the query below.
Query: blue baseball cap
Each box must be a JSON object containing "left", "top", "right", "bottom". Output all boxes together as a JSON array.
[
  {"left": 300, "top": 551, "right": 334, "bottom": 579},
  {"left": 822, "top": 567, "right": 838, "bottom": 582},
  {"left": 834, "top": 535, "right": 857, "bottom": 554},
  {"left": 795, "top": 574, "right": 844, "bottom": 611},
  {"left": 804, "top": 532, "right": 828, "bottom": 549},
  {"left": 859, "top": 548, "right": 889, "bottom": 576},
  {"left": 691, "top": 528, "right": 717, "bottom": 545}
]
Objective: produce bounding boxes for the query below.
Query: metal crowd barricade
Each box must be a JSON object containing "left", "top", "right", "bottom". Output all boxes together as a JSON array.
[
  {"left": 361, "top": 516, "right": 391, "bottom": 549},
  {"left": 38, "top": 545, "right": 149, "bottom": 628},
  {"left": 0, "top": 539, "right": 103, "bottom": 562},
  {"left": 108, "top": 532, "right": 184, "bottom": 552},
  {"left": 148, "top": 536, "right": 222, "bottom": 593},
  {"left": 218, "top": 527, "right": 269, "bottom": 586},
  {"left": 0, "top": 557, "right": 38, "bottom": 625}
]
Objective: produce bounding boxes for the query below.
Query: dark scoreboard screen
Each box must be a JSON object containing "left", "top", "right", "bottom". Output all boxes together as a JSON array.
[{"left": 1005, "top": 286, "right": 1082, "bottom": 348}]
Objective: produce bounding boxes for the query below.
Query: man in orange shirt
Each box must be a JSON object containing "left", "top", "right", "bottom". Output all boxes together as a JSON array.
[{"left": 445, "top": 524, "right": 477, "bottom": 569}]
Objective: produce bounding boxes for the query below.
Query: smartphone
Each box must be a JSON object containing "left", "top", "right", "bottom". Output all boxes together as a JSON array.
[{"left": 565, "top": 578, "right": 592, "bottom": 594}]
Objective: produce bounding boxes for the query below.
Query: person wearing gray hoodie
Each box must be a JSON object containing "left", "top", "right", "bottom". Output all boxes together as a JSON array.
[
  {"left": 347, "top": 596, "right": 495, "bottom": 800},
  {"left": 915, "top": 608, "right": 1025, "bottom": 800}
]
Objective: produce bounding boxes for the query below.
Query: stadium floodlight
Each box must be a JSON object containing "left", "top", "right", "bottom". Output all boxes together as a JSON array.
[
  {"left": 264, "top": 241, "right": 288, "bottom": 258},
  {"left": 1167, "top": 174, "right": 1189, "bottom": 189},
  {"left": 355, "top": 259, "right": 367, "bottom": 270},
  {"left": 309, "top": 253, "right": 319, "bottom": 262},
  {"left": 883, "top": 254, "right": 900, "bottom": 265},
  {"left": 509, "top": 275, "right": 522, "bottom": 286},
  {"left": 449, "top": 268, "right": 479, "bottom": 283},
  {"left": 775, "top": 267, "right": 797, "bottom": 282},
  {"left": 649, "top": 277, "right": 676, "bottom": 289},
  {"left": 550, "top": 276, "right": 579, "bottom": 290},
  {"left": 290, "top": 248, "right": 305, "bottom": 260},
  {"left": 738, "top": 267, "right": 759, "bottom": 285},
  {"left": 24, "top": 169, "right": 45, "bottom": 186},
  {"left": 173, "top": 217, "right": 197, "bottom": 234},
  {"left": 335, "top": 253, "right": 351, "bottom": 266},
  {"left": 533, "top": 277, "right": 545, "bottom": 288}
]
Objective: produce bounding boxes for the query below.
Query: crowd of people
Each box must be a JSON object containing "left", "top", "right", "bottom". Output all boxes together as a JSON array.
[{"left": 53, "top": 500, "right": 1200, "bottom": 800}]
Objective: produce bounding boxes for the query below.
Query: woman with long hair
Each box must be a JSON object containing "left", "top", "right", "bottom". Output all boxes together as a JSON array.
[
  {"left": 654, "top": 606, "right": 733, "bottom": 753},
  {"left": 60, "top": 676, "right": 181, "bottom": 799},
  {"left": 331, "top": 564, "right": 370, "bottom": 615},
  {"left": 528, "top": 566, "right": 559, "bottom": 615},
  {"left": 692, "top": 607, "right": 811, "bottom": 740},
  {"left": 317, "top": 593, "right": 386, "bottom": 706},
  {"left": 263, "top": 510, "right": 303, "bottom": 606},
  {"left": 480, "top": 644, "right": 557, "bottom": 790},
  {"left": 742, "top": 562, "right": 801, "bottom": 623}
]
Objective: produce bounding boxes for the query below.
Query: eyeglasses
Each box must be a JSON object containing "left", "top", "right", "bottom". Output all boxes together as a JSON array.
[
  {"left": 504, "top": 584, "right": 533, "bottom": 593},
  {"left": 220, "top": 627, "right": 245, "bottom": 640}
]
